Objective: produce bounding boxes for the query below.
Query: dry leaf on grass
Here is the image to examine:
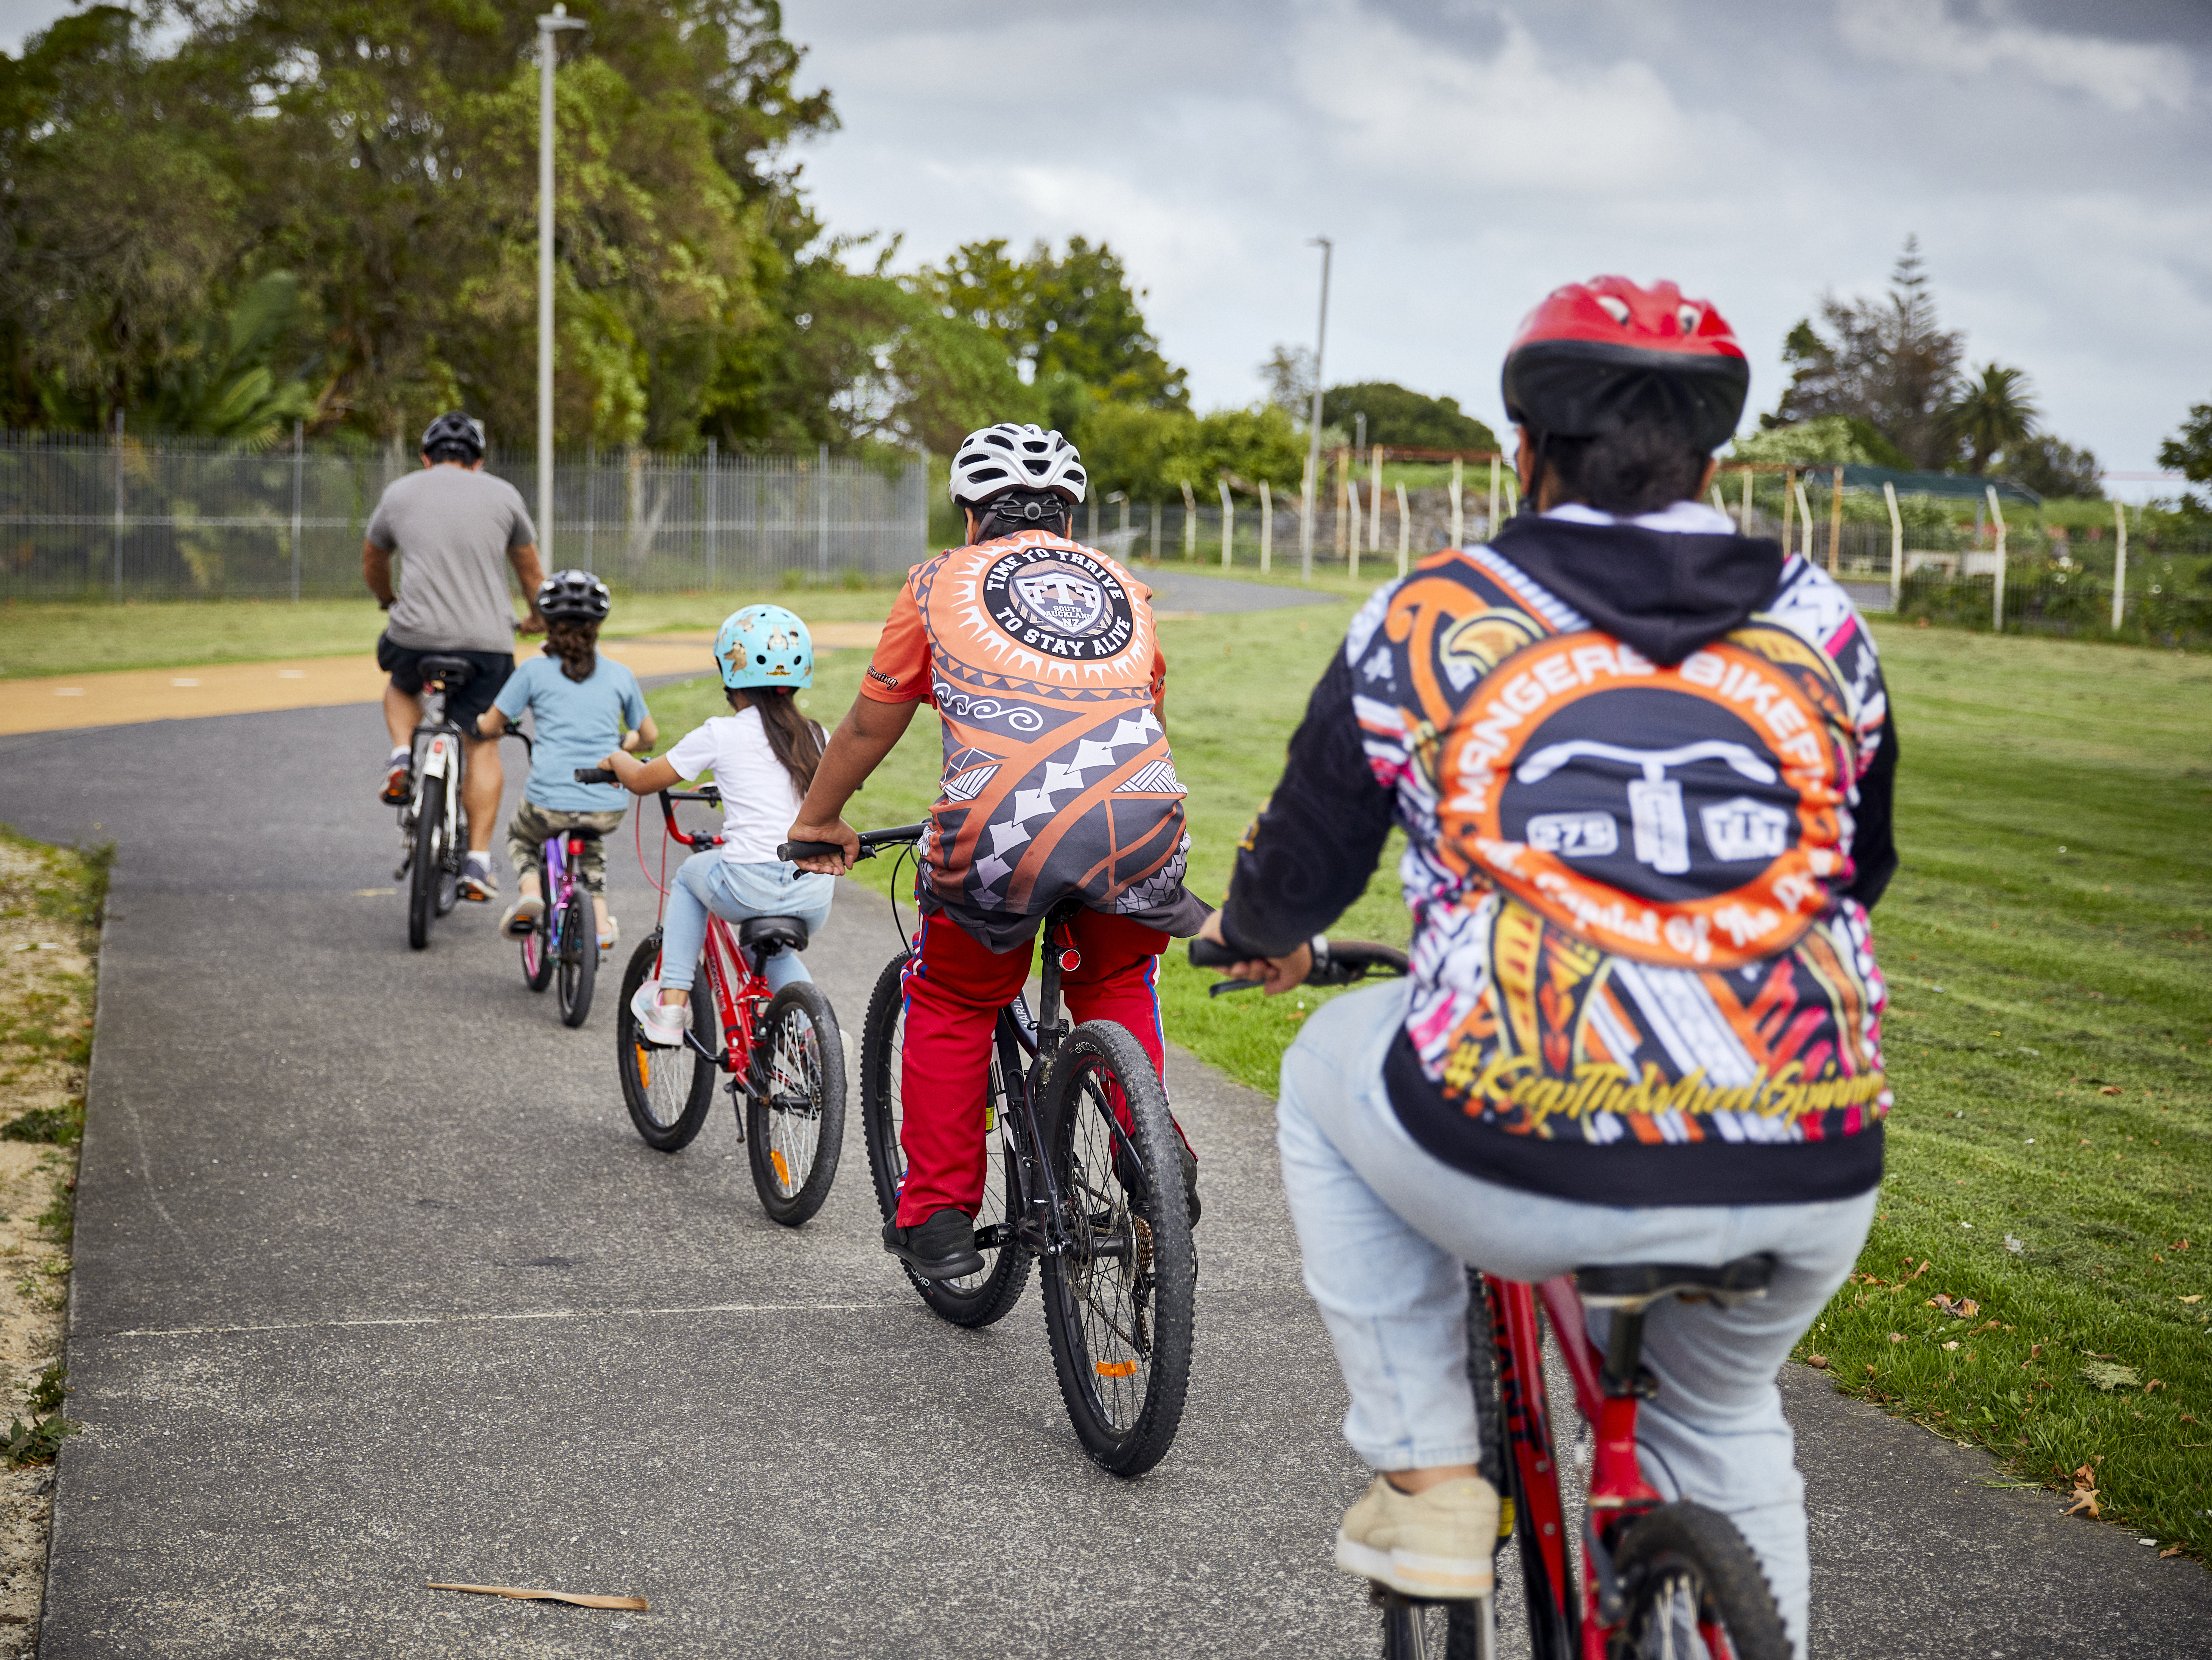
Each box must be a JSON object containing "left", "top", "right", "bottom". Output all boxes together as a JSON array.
[
  {"left": 427, "top": 1583, "right": 647, "bottom": 1612},
  {"left": 2163, "top": 1545, "right": 2187, "bottom": 1559},
  {"left": 1806, "top": 1354, "right": 1830, "bottom": 1369},
  {"left": 1928, "top": 1295, "right": 1980, "bottom": 1319},
  {"left": 2064, "top": 1466, "right": 2100, "bottom": 1519}
]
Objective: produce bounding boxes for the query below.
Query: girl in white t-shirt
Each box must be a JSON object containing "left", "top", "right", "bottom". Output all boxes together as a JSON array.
[{"left": 601, "top": 605, "right": 834, "bottom": 1046}]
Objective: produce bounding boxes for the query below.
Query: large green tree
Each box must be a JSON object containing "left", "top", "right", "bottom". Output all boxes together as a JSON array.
[
  {"left": 1944, "top": 361, "right": 2038, "bottom": 475},
  {"left": 1321, "top": 381, "right": 1496, "bottom": 452},
  {"left": 2156, "top": 400, "right": 2212, "bottom": 515},
  {"left": 1, "top": 0, "right": 835, "bottom": 447}
]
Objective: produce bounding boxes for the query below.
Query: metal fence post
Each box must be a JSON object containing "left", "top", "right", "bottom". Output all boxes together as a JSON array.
[
  {"left": 1987, "top": 485, "right": 2007, "bottom": 633},
  {"left": 291, "top": 419, "right": 305, "bottom": 601},
  {"left": 1792, "top": 474, "right": 1815, "bottom": 562},
  {"left": 2111, "top": 500, "right": 2128, "bottom": 633},
  {"left": 111, "top": 410, "right": 125, "bottom": 601},
  {"left": 1884, "top": 481, "right": 1903, "bottom": 612},
  {"left": 1180, "top": 480, "right": 1197, "bottom": 561},
  {"left": 1217, "top": 478, "right": 1233, "bottom": 569},
  {"left": 1395, "top": 480, "right": 1410, "bottom": 576},
  {"left": 1368, "top": 443, "right": 1383, "bottom": 552}
]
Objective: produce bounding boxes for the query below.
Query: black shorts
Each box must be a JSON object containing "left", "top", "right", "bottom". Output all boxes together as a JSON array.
[{"left": 376, "top": 635, "right": 513, "bottom": 731}]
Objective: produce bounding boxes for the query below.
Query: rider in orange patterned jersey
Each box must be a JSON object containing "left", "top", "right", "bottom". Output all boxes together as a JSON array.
[{"left": 788, "top": 423, "right": 1207, "bottom": 1281}]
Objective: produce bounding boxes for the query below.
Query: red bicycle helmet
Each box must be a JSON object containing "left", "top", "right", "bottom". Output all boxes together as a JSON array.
[{"left": 1501, "top": 277, "right": 1749, "bottom": 452}]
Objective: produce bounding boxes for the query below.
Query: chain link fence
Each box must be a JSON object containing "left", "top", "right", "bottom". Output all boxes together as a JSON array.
[{"left": 0, "top": 433, "right": 929, "bottom": 602}]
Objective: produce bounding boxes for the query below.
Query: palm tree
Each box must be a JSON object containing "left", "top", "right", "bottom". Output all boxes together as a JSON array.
[{"left": 1944, "top": 362, "right": 2039, "bottom": 475}]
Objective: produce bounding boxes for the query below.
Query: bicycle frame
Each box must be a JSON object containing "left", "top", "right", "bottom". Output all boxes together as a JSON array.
[
  {"left": 1481, "top": 1273, "right": 1678, "bottom": 1660},
  {"left": 647, "top": 790, "right": 776, "bottom": 1086}
]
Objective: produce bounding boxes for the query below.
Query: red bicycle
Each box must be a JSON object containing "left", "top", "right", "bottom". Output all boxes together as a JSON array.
[
  {"left": 1198, "top": 939, "right": 1791, "bottom": 1660},
  {"left": 588, "top": 775, "right": 846, "bottom": 1227}
]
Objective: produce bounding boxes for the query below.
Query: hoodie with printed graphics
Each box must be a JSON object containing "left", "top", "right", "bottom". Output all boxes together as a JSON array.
[{"left": 1223, "top": 503, "right": 1896, "bottom": 1206}]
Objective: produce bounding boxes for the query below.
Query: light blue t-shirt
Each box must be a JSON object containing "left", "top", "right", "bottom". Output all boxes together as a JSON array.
[{"left": 494, "top": 653, "right": 648, "bottom": 812}]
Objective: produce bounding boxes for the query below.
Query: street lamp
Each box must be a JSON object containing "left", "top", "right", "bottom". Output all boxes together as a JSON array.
[
  {"left": 1300, "top": 235, "right": 1332, "bottom": 582},
  {"left": 538, "top": 4, "right": 588, "bottom": 560}
]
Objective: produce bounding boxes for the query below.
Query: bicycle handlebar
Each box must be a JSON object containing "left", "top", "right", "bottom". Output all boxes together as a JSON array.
[
  {"left": 573, "top": 767, "right": 616, "bottom": 784},
  {"left": 776, "top": 823, "right": 927, "bottom": 865},
  {"left": 1188, "top": 934, "right": 1410, "bottom": 997}
]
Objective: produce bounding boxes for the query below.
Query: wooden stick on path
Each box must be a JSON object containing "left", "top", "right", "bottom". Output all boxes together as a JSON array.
[{"left": 428, "top": 1582, "right": 648, "bottom": 1611}]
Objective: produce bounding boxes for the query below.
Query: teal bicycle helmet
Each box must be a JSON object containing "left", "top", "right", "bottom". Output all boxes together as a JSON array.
[{"left": 715, "top": 604, "right": 813, "bottom": 690}]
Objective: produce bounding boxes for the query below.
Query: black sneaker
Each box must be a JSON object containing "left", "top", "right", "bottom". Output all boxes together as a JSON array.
[{"left": 883, "top": 1207, "right": 984, "bottom": 1280}]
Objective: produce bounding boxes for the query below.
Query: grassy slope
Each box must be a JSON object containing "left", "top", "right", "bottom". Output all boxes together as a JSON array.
[
  {"left": 642, "top": 604, "right": 2212, "bottom": 1555},
  {"left": 0, "top": 589, "right": 900, "bottom": 680}
]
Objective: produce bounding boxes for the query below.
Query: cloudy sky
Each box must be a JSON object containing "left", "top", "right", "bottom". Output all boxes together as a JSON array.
[
  {"left": 776, "top": 0, "right": 2207, "bottom": 489},
  {"left": 3, "top": 0, "right": 2203, "bottom": 486}
]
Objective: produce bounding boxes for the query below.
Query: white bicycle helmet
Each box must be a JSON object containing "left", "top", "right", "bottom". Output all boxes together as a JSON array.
[{"left": 949, "top": 423, "right": 1087, "bottom": 507}]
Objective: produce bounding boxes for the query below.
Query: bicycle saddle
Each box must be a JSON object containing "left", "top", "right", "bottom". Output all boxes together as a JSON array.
[
  {"left": 416, "top": 653, "right": 477, "bottom": 687},
  {"left": 739, "top": 915, "right": 809, "bottom": 956},
  {"left": 1573, "top": 1253, "right": 1776, "bottom": 1312}
]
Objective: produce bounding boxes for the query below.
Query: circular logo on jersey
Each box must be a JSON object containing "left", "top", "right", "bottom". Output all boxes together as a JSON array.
[
  {"left": 981, "top": 546, "right": 1137, "bottom": 661},
  {"left": 1437, "top": 630, "right": 1850, "bottom": 968}
]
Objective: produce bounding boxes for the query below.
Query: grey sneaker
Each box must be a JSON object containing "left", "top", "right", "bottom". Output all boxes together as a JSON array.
[{"left": 1334, "top": 1474, "right": 1498, "bottom": 1599}]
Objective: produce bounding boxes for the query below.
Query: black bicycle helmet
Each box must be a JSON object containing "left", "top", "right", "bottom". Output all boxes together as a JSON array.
[
  {"left": 420, "top": 411, "right": 487, "bottom": 462},
  {"left": 536, "top": 569, "right": 611, "bottom": 622}
]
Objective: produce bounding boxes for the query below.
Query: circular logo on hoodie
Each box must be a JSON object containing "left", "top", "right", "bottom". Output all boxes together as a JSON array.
[{"left": 981, "top": 546, "right": 1136, "bottom": 659}]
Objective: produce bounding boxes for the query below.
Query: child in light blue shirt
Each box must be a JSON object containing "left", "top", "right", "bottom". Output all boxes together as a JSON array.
[{"left": 477, "top": 571, "right": 655, "bottom": 949}]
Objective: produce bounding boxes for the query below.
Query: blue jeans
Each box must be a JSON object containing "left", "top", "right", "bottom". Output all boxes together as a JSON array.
[
  {"left": 1277, "top": 980, "right": 1875, "bottom": 1660},
  {"left": 658, "top": 852, "right": 834, "bottom": 997}
]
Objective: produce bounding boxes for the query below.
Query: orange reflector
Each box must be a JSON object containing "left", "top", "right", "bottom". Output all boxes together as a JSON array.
[
  {"left": 770, "top": 1149, "right": 792, "bottom": 1189},
  {"left": 1094, "top": 1358, "right": 1138, "bottom": 1378},
  {"left": 635, "top": 1049, "right": 651, "bottom": 1088}
]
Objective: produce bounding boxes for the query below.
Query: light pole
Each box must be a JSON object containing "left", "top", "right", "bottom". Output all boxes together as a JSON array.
[
  {"left": 538, "top": 4, "right": 588, "bottom": 560},
  {"left": 1300, "top": 235, "right": 1332, "bottom": 582}
]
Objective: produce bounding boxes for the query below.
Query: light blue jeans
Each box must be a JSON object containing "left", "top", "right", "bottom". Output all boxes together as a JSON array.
[
  {"left": 1276, "top": 980, "right": 1876, "bottom": 1659},
  {"left": 658, "top": 851, "right": 834, "bottom": 997}
]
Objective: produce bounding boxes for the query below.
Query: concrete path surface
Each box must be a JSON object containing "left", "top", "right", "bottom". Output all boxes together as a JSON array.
[{"left": 1, "top": 695, "right": 2206, "bottom": 1658}]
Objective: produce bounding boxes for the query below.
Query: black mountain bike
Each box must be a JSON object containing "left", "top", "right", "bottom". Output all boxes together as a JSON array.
[
  {"left": 392, "top": 657, "right": 526, "bottom": 951},
  {"left": 782, "top": 825, "right": 1197, "bottom": 1478}
]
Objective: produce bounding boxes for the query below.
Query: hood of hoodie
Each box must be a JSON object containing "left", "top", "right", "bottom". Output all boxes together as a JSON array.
[{"left": 1488, "top": 505, "right": 1784, "bottom": 666}]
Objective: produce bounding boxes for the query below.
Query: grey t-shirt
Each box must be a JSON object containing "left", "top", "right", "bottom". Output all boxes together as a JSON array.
[{"left": 367, "top": 465, "right": 539, "bottom": 653}]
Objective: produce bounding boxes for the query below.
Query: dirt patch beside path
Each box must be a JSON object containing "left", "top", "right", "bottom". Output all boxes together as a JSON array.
[{"left": 0, "top": 831, "right": 104, "bottom": 1653}]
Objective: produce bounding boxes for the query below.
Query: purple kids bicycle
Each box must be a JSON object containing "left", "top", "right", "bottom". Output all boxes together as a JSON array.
[{"left": 518, "top": 823, "right": 602, "bottom": 1027}]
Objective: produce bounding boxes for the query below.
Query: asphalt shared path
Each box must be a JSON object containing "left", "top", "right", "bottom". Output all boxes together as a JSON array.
[{"left": 1, "top": 580, "right": 2206, "bottom": 1655}]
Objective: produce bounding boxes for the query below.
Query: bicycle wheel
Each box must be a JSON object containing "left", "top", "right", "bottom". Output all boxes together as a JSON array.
[
  {"left": 745, "top": 980, "right": 845, "bottom": 1226},
  {"left": 1607, "top": 1503, "right": 1790, "bottom": 1660},
  {"left": 521, "top": 860, "right": 555, "bottom": 992},
  {"left": 556, "top": 891, "right": 596, "bottom": 1027},
  {"left": 615, "top": 934, "right": 715, "bottom": 1151},
  {"left": 858, "top": 949, "right": 1030, "bottom": 1327},
  {"left": 1038, "top": 1018, "right": 1195, "bottom": 1476},
  {"left": 407, "top": 772, "right": 445, "bottom": 950}
]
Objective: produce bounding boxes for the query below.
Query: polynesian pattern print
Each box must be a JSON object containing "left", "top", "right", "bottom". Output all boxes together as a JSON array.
[
  {"left": 1351, "top": 545, "right": 1889, "bottom": 1150},
  {"left": 912, "top": 530, "right": 1188, "bottom": 922}
]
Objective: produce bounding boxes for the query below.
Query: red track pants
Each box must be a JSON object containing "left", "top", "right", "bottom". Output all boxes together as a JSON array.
[{"left": 894, "top": 907, "right": 1171, "bottom": 1227}]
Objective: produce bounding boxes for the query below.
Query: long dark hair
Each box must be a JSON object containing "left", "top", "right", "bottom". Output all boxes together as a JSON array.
[
  {"left": 544, "top": 617, "right": 599, "bottom": 683},
  {"left": 728, "top": 686, "right": 825, "bottom": 793}
]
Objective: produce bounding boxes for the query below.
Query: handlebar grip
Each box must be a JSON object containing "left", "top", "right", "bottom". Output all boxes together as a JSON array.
[
  {"left": 574, "top": 767, "right": 618, "bottom": 784},
  {"left": 1186, "top": 937, "right": 1244, "bottom": 969},
  {"left": 778, "top": 840, "right": 846, "bottom": 863}
]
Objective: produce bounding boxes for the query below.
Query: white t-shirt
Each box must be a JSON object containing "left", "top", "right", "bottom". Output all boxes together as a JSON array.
[{"left": 665, "top": 709, "right": 812, "bottom": 865}]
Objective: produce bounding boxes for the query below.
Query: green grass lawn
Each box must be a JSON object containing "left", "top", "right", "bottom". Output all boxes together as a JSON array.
[
  {"left": 0, "top": 588, "right": 900, "bottom": 679},
  {"left": 641, "top": 604, "right": 2212, "bottom": 1559}
]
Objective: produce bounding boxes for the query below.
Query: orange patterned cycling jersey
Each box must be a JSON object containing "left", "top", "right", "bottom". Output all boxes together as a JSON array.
[{"left": 861, "top": 531, "right": 1190, "bottom": 949}]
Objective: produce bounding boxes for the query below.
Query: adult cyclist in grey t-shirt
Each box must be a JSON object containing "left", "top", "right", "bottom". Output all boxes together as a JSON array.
[{"left": 363, "top": 412, "right": 546, "bottom": 903}]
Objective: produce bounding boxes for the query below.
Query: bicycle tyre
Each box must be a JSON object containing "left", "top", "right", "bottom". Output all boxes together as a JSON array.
[
  {"left": 556, "top": 892, "right": 595, "bottom": 1027},
  {"left": 521, "top": 859, "right": 555, "bottom": 992},
  {"left": 857, "top": 949, "right": 1030, "bottom": 1326},
  {"left": 745, "top": 980, "right": 845, "bottom": 1226},
  {"left": 1607, "top": 1502, "right": 1790, "bottom": 1660},
  {"left": 1038, "top": 1018, "right": 1195, "bottom": 1477},
  {"left": 615, "top": 934, "right": 714, "bottom": 1151},
  {"left": 407, "top": 772, "right": 444, "bottom": 950}
]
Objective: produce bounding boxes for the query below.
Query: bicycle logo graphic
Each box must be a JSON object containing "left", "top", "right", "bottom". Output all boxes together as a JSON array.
[{"left": 1515, "top": 739, "right": 1788, "bottom": 876}]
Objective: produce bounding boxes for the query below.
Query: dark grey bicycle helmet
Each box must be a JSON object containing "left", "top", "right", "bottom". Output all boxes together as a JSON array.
[
  {"left": 537, "top": 569, "right": 611, "bottom": 622},
  {"left": 421, "top": 411, "right": 487, "bottom": 462}
]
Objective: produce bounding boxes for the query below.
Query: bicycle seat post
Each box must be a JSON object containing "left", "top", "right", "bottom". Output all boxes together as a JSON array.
[
  {"left": 1601, "top": 1306, "right": 1654, "bottom": 1399},
  {"left": 1034, "top": 898, "right": 1083, "bottom": 1053}
]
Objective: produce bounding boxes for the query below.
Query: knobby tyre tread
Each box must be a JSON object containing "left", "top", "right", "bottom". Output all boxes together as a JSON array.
[
  {"left": 557, "top": 892, "right": 596, "bottom": 1027},
  {"left": 615, "top": 934, "right": 714, "bottom": 1151},
  {"left": 1038, "top": 1018, "right": 1194, "bottom": 1477},
  {"left": 1434, "top": 1272, "right": 1514, "bottom": 1660},
  {"left": 856, "top": 950, "right": 1029, "bottom": 1326},
  {"left": 746, "top": 979, "right": 845, "bottom": 1226},
  {"left": 407, "top": 772, "right": 445, "bottom": 951},
  {"left": 1607, "top": 1501, "right": 1790, "bottom": 1660}
]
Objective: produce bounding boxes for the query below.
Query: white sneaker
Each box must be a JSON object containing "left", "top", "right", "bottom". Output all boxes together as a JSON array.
[
  {"left": 629, "top": 982, "right": 687, "bottom": 1048},
  {"left": 1334, "top": 1474, "right": 1498, "bottom": 1599}
]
